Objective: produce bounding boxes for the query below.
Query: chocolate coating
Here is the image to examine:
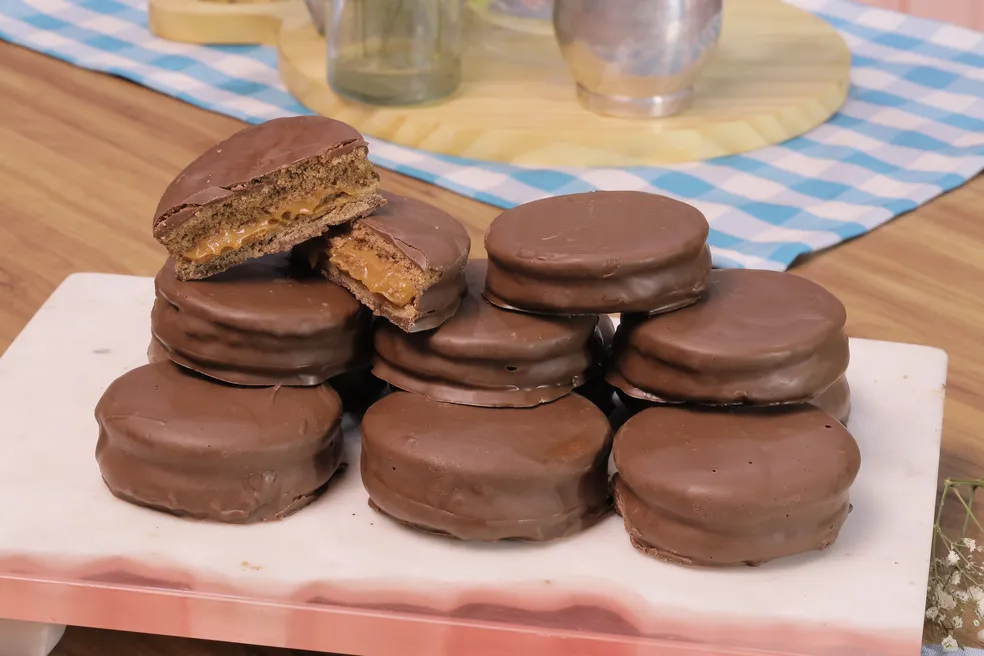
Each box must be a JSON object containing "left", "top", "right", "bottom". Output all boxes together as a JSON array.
[
  {"left": 152, "top": 253, "right": 371, "bottom": 386},
  {"left": 372, "top": 260, "right": 602, "bottom": 407},
  {"left": 484, "top": 191, "right": 711, "bottom": 315},
  {"left": 613, "top": 404, "right": 860, "bottom": 566},
  {"left": 95, "top": 362, "right": 345, "bottom": 523},
  {"left": 147, "top": 337, "right": 382, "bottom": 414},
  {"left": 610, "top": 269, "right": 849, "bottom": 404},
  {"left": 363, "top": 192, "right": 471, "bottom": 278},
  {"left": 359, "top": 192, "right": 470, "bottom": 328},
  {"left": 810, "top": 376, "right": 851, "bottom": 425},
  {"left": 361, "top": 392, "right": 613, "bottom": 541},
  {"left": 615, "top": 375, "right": 852, "bottom": 426},
  {"left": 153, "top": 116, "right": 366, "bottom": 237}
]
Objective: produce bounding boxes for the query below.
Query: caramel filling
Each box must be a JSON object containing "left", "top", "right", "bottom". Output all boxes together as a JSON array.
[
  {"left": 184, "top": 219, "right": 281, "bottom": 261},
  {"left": 183, "top": 190, "right": 355, "bottom": 262},
  {"left": 329, "top": 237, "right": 417, "bottom": 306}
]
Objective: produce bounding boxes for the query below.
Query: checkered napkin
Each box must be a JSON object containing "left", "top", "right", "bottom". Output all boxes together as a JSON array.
[{"left": 2, "top": 0, "right": 983, "bottom": 272}]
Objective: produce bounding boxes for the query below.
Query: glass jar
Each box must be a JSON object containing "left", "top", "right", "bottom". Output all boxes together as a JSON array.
[{"left": 326, "top": 0, "right": 465, "bottom": 106}]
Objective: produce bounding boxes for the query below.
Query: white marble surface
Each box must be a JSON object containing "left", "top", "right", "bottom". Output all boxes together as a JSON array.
[
  {"left": 0, "top": 273, "right": 948, "bottom": 655},
  {"left": 0, "top": 621, "right": 64, "bottom": 656}
]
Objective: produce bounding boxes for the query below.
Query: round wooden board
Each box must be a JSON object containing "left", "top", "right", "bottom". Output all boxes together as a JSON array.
[
  {"left": 279, "top": 0, "right": 851, "bottom": 167},
  {"left": 148, "top": 0, "right": 300, "bottom": 46}
]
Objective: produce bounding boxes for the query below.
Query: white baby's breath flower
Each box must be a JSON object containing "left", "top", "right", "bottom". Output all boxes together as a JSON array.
[
  {"left": 952, "top": 616, "right": 964, "bottom": 629},
  {"left": 939, "top": 591, "right": 957, "bottom": 611},
  {"left": 973, "top": 618, "right": 980, "bottom": 627},
  {"left": 947, "top": 550, "right": 960, "bottom": 566},
  {"left": 927, "top": 606, "right": 941, "bottom": 620},
  {"left": 941, "top": 634, "right": 959, "bottom": 651},
  {"left": 951, "top": 570, "right": 962, "bottom": 586},
  {"left": 970, "top": 586, "right": 984, "bottom": 601},
  {"left": 964, "top": 538, "right": 978, "bottom": 551},
  {"left": 955, "top": 589, "right": 971, "bottom": 602}
]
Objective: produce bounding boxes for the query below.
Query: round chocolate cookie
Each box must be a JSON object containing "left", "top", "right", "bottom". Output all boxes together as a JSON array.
[
  {"left": 483, "top": 191, "right": 711, "bottom": 315},
  {"left": 372, "top": 260, "right": 604, "bottom": 407},
  {"left": 610, "top": 269, "right": 849, "bottom": 405},
  {"left": 613, "top": 405, "right": 861, "bottom": 566},
  {"left": 361, "top": 392, "right": 613, "bottom": 541},
  {"left": 152, "top": 253, "right": 371, "bottom": 386},
  {"left": 95, "top": 362, "right": 345, "bottom": 523}
]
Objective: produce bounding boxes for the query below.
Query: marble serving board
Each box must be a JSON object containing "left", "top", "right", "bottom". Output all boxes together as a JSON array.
[{"left": 0, "top": 273, "right": 947, "bottom": 656}]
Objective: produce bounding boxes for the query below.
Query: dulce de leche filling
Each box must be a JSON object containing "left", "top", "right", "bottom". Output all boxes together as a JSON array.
[
  {"left": 328, "top": 236, "right": 417, "bottom": 307},
  {"left": 184, "top": 219, "right": 283, "bottom": 261},
  {"left": 183, "top": 191, "right": 348, "bottom": 262}
]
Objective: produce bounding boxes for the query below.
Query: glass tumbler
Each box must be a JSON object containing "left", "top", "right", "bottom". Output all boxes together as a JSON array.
[{"left": 326, "top": 0, "right": 465, "bottom": 106}]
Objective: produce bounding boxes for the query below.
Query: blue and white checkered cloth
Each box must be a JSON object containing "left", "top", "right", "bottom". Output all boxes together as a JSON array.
[{"left": 1, "top": 0, "right": 983, "bottom": 271}]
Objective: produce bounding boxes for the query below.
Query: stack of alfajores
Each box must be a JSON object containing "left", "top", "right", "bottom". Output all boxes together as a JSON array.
[{"left": 91, "top": 116, "right": 860, "bottom": 570}]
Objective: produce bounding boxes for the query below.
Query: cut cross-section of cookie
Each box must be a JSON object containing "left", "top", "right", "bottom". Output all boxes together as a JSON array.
[
  {"left": 298, "top": 193, "right": 470, "bottom": 332},
  {"left": 153, "top": 116, "right": 384, "bottom": 281}
]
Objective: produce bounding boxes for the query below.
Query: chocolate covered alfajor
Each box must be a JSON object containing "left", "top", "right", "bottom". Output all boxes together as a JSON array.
[
  {"left": 299, "top": 192, "right": 470, "bottom": 332},
  {"left": 609, "top": 269, "right": 850, "bottom": 405},
  {"left": 483, "top": 191, "right": 711, "bottom": 315},
  {"left": 361, "top": 392, "right": 613, "bottom": 541},
  {"left": 154, "top": 116, "right": 384, "bottom": 281},
  {"left": 372, "top": 260, "right": 606, "bottom": 407},
  {"left": 612, "top": 404, "right": 861, "bottom": 566},
  {"left": 152, "top": 253, "right": 372, "bottom": 387},
  {"left": 95, "top": 362, "right": 345, "bottom": 523}
]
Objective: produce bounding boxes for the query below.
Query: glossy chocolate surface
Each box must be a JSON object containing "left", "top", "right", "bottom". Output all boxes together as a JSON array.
[
  {"left": 95, "top": 362, "right": 345, "bottom": 523},
  {"left": 613, "top": 404, "right": 860, "bottom": 566},
  {"left": 152, "top": 253, "right": 371, "bottom": 386},
  {"left": 483, "top": 191, "right": 711, "bottom": 314},
  {"left": 372, "top": 260, "right": 602, "bottom": 407},
  {"left": 361, "top": 392, "right": 613, "bottom": 541},
  {"left": 615, "top": 374, "right": 852, "bottom": 426},
  {"left": 363, "top": 192, "right": 471, "bottom": 275},
  {"left": 611, "top": 269, "right": 849, "bottom": 404},
  {"left": 154, "top": 116, "right": 366, "bottom": 236}
]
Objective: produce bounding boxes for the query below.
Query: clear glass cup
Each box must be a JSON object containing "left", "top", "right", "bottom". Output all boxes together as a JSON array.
[{"left": 326, "top": 0, "right": 465, "bottom": 106}]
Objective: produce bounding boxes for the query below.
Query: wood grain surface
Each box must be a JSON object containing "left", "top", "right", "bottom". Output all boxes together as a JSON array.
[
  {"left": 148, "top": 0, "right": 299, "bottom": 45},
  {"left": 0, "top": 41, "right": 982, "bottom": 654},
  {"left": 278, "top": 0, "right": 851, "bottom": 166}
]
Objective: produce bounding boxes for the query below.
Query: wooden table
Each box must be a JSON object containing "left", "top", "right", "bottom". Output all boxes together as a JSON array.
[{"left": 1, "top": 41, "right": 982, "bottom": 654}]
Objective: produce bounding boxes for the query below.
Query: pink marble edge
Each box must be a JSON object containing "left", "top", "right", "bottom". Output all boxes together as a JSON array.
[{"left": 0, "top": 554, "right": 919, "bottom": 656}]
